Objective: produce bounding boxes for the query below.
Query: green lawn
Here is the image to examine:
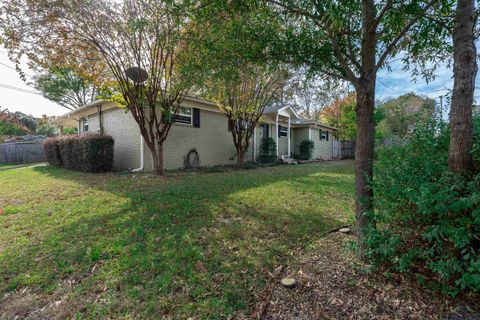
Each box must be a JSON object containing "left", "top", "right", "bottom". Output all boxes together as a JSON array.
[{"left": 0, "top": 161, "right": 354, "bottom": 319}]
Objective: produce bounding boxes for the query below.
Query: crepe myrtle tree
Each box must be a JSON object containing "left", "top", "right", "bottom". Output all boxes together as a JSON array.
[
  {"left": 0, "top": 0, "right": 202, "bottom": 175},
  {"left": 267, "top": 0, "right": 454, "bottom": 256},
  {"left": 209, "top": 64, "right": 287, "bottom": 165}
]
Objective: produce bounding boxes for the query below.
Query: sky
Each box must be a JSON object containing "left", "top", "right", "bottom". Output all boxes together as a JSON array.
[{"left": 0, "top": 48, "right": 476, "bottom": 118}]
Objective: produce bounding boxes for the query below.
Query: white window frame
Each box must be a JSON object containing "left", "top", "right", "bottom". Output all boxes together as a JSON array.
[
  {"left": 279, "top": 125, "right": 288, "bottom": 138},
  {"left": 319, "top": 129, "right": 328, "bottom": 141},
  {"left": 174, "top": 107, "right": 192, "bottom": 125}
]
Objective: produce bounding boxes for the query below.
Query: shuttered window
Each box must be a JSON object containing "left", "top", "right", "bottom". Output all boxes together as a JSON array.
[
  {"left": 174, "top": 107, "right": 192, "bottom": 125},
  {"left": 319, "top": 129, "right": 329, "bottom": 141},
  {"left": 192, "top": 108, "right": 200, "bottom": 128}
]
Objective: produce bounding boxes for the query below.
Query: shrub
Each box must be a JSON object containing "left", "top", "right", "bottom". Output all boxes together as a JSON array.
[
  {"left": 44, "top": 138, "right": 62, "bottom": 166},
  {"left": 367, "top": 117, "right": 480, "bottom": 296},
  {"left": 259, "top": 137, "right": 277, "bottom": 164},
  {"left": 299, "top": 139, "right": 314, "bottom": 160},
  {"left": 44, "top": 134, "right": 114, "bottom": 172}
]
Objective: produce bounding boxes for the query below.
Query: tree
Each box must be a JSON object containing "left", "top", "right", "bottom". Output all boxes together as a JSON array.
[
  {"left": 376, "top": 93, "right": 436, "bottom": 139},
  {"left": 208, "top": 64, "right": 286, "bottom": 164},
  {"left": 0, "top": 108, "right": 29, "bottom": 135},
  {"left": 267, "top": 0, "right": 452, "bottom": 255},
  {"left": 36, "top": 123, "right": 57, "bottom": 137},
  {"left": 283, "top": 69, "right": 349, "bottom": 121},
  {"left": 33, "top": 67, "right": 99, "bottom": 110},
  {"left": 448, "top": 0, "right": 477, "bottom": 173},
  {"left": 1, "top": 0, "right": 203, "bottom": 175},
  {"left": 321, "top": 92, "right": 357, "bottom": 140}
]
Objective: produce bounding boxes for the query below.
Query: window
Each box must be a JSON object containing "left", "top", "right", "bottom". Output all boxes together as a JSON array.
[
  {"left": 319, "top": 129, "right": 329, "bottom": 141},
  {"left": 174, "top": 107, "right": 192, "bottom": 125},
  {"left": 278, "top": 125, "right": 288, "bottom": 138},
  {"left": 83, "top": 118, "right": 89, "bottom": 132}
]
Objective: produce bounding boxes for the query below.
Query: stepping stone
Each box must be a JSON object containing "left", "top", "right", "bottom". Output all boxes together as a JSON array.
[
  {"left": 338, "top": 227, "right": 351, "bottom": 233},
  {"left": 280, "top": 277, "right": 296, "bottom": 288}
]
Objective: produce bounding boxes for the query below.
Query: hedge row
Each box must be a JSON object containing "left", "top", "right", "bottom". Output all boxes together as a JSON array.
[{"left": 44, "top": 134, "right": 114, "bottom": 172}]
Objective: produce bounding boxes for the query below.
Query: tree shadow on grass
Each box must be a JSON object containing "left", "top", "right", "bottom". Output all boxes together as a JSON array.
[{"left": 0, "top": 162, "right": 354, "bottom": 319}]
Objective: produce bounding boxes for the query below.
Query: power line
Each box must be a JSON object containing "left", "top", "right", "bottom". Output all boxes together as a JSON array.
[
  {"left": 0, "top": 62, "right": 34, "bottom": 79},
  {"left": 0, "top": 83, "right": 42, "bottom": 95},
  {"left": 0, "top": 62, "right": 18, "bottom": 72}
]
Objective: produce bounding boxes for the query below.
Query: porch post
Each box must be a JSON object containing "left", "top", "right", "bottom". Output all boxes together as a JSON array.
[
  {"left": 287, "top": 117, "right": 291, "bottom": 156},
  {"left": 308, "top": 128, "right": 311, "bottom": 140},
  {"left": 276, "top": 114, "right": 279, "bottom": 157}
]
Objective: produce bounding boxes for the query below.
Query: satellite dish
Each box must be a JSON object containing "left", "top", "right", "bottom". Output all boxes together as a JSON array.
[{"left": 125, "top": 66, "right": 148, "bottom": 83}]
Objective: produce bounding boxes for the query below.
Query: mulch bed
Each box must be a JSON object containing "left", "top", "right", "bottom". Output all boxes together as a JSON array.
[{"left": 252, "top": 232, "right": 479, "bottom": 320}]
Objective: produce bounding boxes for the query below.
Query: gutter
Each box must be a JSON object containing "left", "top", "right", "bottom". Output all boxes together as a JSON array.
[{"left": 130, "top": 135, "right": 144, "bottom": 173}]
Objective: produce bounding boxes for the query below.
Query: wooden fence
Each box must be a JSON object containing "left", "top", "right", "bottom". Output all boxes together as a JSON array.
[
  {"left": 0, "top": 142, "right": 45, "bottom": 164},
  {"left": 340, "top": 140, "right": 355, "bottom": 159}
]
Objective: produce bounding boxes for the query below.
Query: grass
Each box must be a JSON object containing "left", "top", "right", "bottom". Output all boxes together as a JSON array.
[{"left": 0, "top": 161, "right": 354, "bottom": 319}]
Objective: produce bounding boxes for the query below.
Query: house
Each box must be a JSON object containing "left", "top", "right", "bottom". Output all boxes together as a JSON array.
[{"left": 51, "top": 97, "right": 339, "bottom": 172}]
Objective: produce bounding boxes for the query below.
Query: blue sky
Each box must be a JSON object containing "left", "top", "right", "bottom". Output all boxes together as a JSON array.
[
  {"left": 377, "top": 61, "right": 453, "bottom": 101},
  {"left": 0, "top": 49, "right": 476, "bottom": 118}
]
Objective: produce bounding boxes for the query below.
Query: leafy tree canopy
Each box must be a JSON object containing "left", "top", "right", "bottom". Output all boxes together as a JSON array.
[
  {"left": 376, "top": 93, "right": 436, "bottom": 139},
  {"left": 32, "top": 67, "right": 100, "bottom": 110}
]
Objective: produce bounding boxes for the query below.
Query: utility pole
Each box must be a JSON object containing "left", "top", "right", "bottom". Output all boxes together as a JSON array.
[{"left": 439, "top": 95, "right": 443, "bottom": 120}]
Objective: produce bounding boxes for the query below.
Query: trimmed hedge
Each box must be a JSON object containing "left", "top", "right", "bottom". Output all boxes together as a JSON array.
[{"left": 44, "top": 134, "right": 114, "bottom": 172}]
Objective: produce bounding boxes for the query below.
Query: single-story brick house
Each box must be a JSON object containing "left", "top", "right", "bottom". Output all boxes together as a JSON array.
[{"left": 51, "top": 96, "right": 339, "bottom": 171}]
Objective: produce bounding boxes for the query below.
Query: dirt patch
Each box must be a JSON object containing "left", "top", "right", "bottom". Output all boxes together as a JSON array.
[
  {"left": 0, "top": 263, "right": 104, "bottom": 320},
  {"left": 255, "top": 232, "right": 478, "bottom": 320}
]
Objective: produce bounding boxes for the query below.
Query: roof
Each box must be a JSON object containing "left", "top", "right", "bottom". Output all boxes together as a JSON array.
[
  {"left": 264, "top": 104, "right": 337, "bottom": 130},
  {"left": 51, "top": 97, "right": 338, "bottom": 131},
  {"left": 291, "top": 118, "right": 337, "bottom": 131},
  {"left": 51, "top": 96, "right": 218, "bottom": 127}
]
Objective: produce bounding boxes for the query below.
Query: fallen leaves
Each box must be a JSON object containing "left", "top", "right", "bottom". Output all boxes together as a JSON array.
[{"left": 257, "top": 232, "right": 473, "bottom": 320}]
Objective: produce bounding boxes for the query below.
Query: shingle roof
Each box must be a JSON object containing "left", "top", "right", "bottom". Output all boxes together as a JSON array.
[{"left": 263, "top": 104, "right": 285, "bottom": 114}]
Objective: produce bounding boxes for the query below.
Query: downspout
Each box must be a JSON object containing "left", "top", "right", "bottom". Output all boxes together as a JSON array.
[
  {"left": 287, "top": 117, "right": 291, "bottom": 156},
  {"left": 98, "top": 105, "right": 104, "bottom": 134},
  {"left": 253, "top": 127, "right": 256, "bottom": 162},
  {"left": 130, "top": 135, "right": 144, "bottom": 173},
  {"left": 276, "top": 113, "right": 279, "bottom": 157}
]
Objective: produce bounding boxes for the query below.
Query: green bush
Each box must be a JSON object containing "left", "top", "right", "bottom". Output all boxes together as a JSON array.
[
  {"left": 367, "top": 117, "right": 480, "bottom": 296},
  {"left": 259, "top": 137, "right": 277, "bottom": 164},
  {"left": 36, "top": 123, "right": 58, "bottom": 137},
  {"left": 44, "top": 134, "right": 114, "bottom": 172},
  {"left": 0, "top": 120, "right": 27, "bottom": 136},
  {"left": 299, "top": 139, "right": 314, "bottom": 160}
]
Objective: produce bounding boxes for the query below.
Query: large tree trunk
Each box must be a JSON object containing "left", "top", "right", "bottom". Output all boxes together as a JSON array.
[
  {"left": 448, "top": 0, "right": 477, "bottom": 173},
  {"left": 354, "top": 0, "right": 377, "bottom": 258},
  {"left": 148, "top": 140, "right": 164, "bottom": 175},
  {"left": 355, "top": 81, "right": 376, "bottom": 256},
  {"left": 236, "top": 144, "right": 244, "bottom": 165}
]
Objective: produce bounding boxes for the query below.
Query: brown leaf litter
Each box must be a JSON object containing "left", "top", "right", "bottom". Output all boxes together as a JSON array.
[{"left": 251, "top": 232, "right": 479, "bottom": 320}]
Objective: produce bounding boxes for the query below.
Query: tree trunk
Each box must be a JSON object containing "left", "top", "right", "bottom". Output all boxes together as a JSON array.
[
  {"left": 355, "top": 82, "right": 376, "bottom": 256},
  {"left": 151, "top": 141, "right": 164, "bottom": 175},
  {"left": 236, "top": 144, "right": 244, "bottom": 165},
  {"left": 448, "top": 0, "right": 477, "bottom": 173},
  {"left": 354, "top": 0, "right": 377, "bottom": 258}
]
